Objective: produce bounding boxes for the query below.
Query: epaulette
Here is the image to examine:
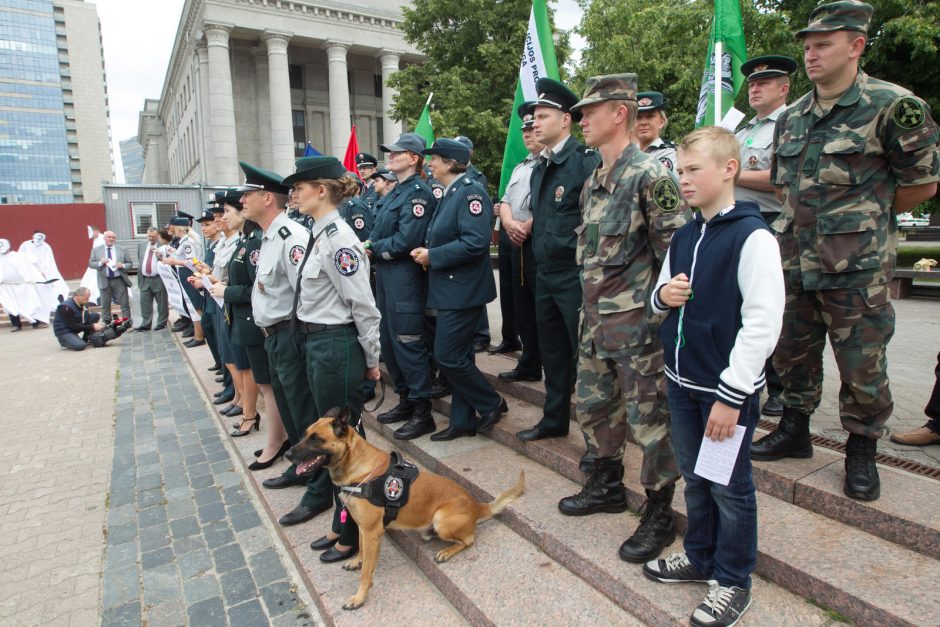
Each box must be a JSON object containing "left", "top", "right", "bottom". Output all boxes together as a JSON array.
[
  {"left": 278, "top": 226, "right": 291, "bottom": 240},
  {"left": 325, "top": 222, "right": 339, "bottom": 238},
  {"left": 661, "top": 138, "right": 676, "bottom": 148}
]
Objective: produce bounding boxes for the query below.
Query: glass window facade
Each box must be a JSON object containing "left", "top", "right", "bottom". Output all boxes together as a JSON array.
[{"left": 0, "top": 0, "right": 73, "bottom": 204}]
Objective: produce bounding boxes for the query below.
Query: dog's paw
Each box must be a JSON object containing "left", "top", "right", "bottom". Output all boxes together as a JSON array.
[
  {"left": 343, "top": 594, "right": 366, "bottom": 610},
  {"left": 343, "top": 559, "right": 362, "bottom": 571},
  {"left": 434, "top": 549, "right": 452, "bottom": 563}
]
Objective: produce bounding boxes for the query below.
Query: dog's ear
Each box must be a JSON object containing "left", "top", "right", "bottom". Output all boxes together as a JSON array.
[{"left": 328, "top": 406, "right": 350, "bottom": 438}]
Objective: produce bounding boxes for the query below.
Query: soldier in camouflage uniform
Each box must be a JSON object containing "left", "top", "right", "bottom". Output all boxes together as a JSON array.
[
  {"left": 556, "top": 74, "right": 692, "bottom": 564},
  {"left": 761, "top": 0, "right": 940, "bottom": 501}
]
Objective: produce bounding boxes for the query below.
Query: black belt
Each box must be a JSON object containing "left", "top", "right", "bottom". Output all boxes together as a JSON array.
[
  {"left": 260, "top": 320, "right": 292, "bottom": 337},
  {"left": 299, "top": 321, "right": 356, "bottom": 335}
]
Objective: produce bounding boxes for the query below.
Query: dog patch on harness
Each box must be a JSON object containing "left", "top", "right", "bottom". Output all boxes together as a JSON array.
[{"left": 384, "top": 475, "right": 403, "bottom": 501}]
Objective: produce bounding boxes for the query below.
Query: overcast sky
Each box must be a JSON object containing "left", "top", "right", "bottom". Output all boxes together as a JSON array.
[{"left": 93, "top": 0, "right": 583, "bottom": 183}]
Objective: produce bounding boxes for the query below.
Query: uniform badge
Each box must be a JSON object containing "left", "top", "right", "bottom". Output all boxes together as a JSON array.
[
  {"left": 325, "top": 222, "right": 339, "bottom": 238},
  {"left": 652, "top": 178, "right": 680, "bottom": 212},
  {"left": 554, "top": 185, "right": 565, "bottom": 201},
  {"left": 334, "top": 248, "right": 360, "bottom": 276},
  {"left": 384, "top": 475, "right": 403, "bottom": 501},
  {"left": 659, "top": 157, "right": 674, "bottom": 171},
  {"left": 753, "top": 64, "right": 769, "bottom": 73},
  {"left": 289, "top": 245, "right": 305, "bottom": 265},
  {"left": 894, "top": 97, "right": 926, "bottom": 129},
  {"left": 412, "top": 203, "right": 425, "bottom": 217},
  {"left": 278, "top": 226, "right": 291, "bottom": 240},
  {"left": 353, "top": 217, "right": 365, "bottom": 230},
  {"left": 182, "top": 243, "right": 193, "bottom": 256},
  {"left": 748, "top": 155, "right": 758, "bottom": 168},
  {"left": 469, "top": 199, "right": 483, "bottom": 215},
  {"left": 236, "top": 247, "right": 246, "bottom": 259},
  {"left": 432, "top": 187, "right": 443, "bottom": 199},
  {"left": 638, "top": 97, "right": 653, "bottom": 107},
  {"left": 249, "top": 249, "right": 260, "bottom": 266}
]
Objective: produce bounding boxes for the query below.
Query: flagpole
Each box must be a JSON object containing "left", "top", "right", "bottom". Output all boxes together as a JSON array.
[
  {"left": 714, "top": 40, "right": 722, "bottom": 126},
  {"left": 426, "top": 92, "right": 434, "bottom": 107}
]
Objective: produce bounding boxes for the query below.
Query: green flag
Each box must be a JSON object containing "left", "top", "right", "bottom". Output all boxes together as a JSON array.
[
  {"left": 498, "top": 0, "right": 559, "bottom": 197},
  {"left": 694, "top": 0, "right": 747, "bottom": 127},
  {"left": 414, "top": 94, "right": 435, "bottom": 152}
]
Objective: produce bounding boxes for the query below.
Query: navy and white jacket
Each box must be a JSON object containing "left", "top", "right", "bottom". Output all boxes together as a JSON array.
[{"left": 652, "top": 200, "right": 784, "bottom": 409}]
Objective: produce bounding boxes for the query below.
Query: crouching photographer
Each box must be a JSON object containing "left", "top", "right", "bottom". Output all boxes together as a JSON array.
[{"left": 54, "top": 287, "right": 131, "bottom": 351}]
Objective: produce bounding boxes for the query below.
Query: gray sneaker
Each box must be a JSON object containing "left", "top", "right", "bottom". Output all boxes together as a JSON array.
[
  {"left": 690, "top": 581, "right": 752, "bottom": 627},
  {"left": 643, "top": 552, "right": 710, "bottom": 584}
]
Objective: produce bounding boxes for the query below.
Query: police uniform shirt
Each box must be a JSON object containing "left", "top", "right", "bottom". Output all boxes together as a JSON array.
[
  {"left": 172, "top": 231, "right": 204, "bottom": 265},
  {"left": 735, "top": 103, "right": 786, "bottom": 216},
  {"left": 369, "top": 173, "right": 436, "bottom": 262},
  {"left": 644, "top": 137, "right": 678, "bottom": 173},
  {"left": 213, "top": 234, "right": 240, "bottom": 283},
  {"left": 251, "top": 212, "right": 309, "bottom": 328},
  {"left": 501, "top": 154, "right": 539, "bottom": 222},
  {"left": 297, "top": 210, "right": 381, "bottom": 367}
]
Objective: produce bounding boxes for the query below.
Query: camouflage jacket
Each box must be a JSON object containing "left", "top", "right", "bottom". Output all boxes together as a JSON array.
[
  {"left": 771, "top": 70, "right": 940, "bottom": 290},
  {"left": 577, "top": 144, "right": 691, "bottom": 358}
]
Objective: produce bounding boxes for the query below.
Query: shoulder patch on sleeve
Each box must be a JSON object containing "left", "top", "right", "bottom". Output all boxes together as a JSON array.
[
  {"left": 333, "top": 248, "right": 360, "bottom": 276},
  {"left": 325, "top": 222, "right": 339, "bottom": 238},
  {"left": 893, "top": 96, "right": 926, "bottom": 130},
  {"left": 289, "top": 245, "right": 305, "bottom": 265},
  {"left": 412, "top": 197, "right": 427, "bottom": 218},
  {"left": 249, "top": 249, "right": 260, "bottom": 266},
  {"left": 466, "top": 193, "right": 484, "bottom": 216},
  {"left": 278, "top": 226, "right": 291, "bottom": 240},
  {"left": 659, "top": 156, "right": 675, "bottom": 171},
  {"left": 352, "top": 216, "right": 365, "bottom": 230},
  {"left": 652, "top": 178, "right": 680, "bottom": 212}
]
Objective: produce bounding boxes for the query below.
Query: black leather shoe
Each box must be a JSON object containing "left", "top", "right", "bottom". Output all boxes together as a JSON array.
[
  {"left": 181, "top": 328, "right": 195, "bottom": 338},
  {"left": 223, "top": 405, "right": 244, "bottom": 418},
  {"left": 220, "top": 404, "right": 241, "bottom": 416},
  {"left": 134, "top": 326, "right": 151, "bottom": 332},
  {"left": 310, "top": 535, "right": 339, "bottom": 551},
  {"left": 429, "top": 380, "right": 451, "bottom": 399},
  {"left": 153, "top": 325, "right": 166, "bottom": 331},
  {"left": 279, "top": 503, "right": 330, "bottom": 526},
  {"left": 430, "top": 426, "right": 476, "bottom": 441},
  {"left": 751, "top": 409, "right": 813, "bottom": 461},
  {"left": 516, "top": 425, "right": 567, "bottom": 441},
  {"left": 171, "top": 319, "right": 188, "bottom": 331},
  {"left": 254, "top": 449, "right": 263, "bottom": 457},
  {"left": 320, "top": 545, "right": 357, "bottom": 563},
  {"left": 844, "top": 433, "right": 880, "bottom": 501},
  {"left": 213, "top": 393, "right": 235, "bottom": 405},
  {"left": 262, "top": 474, "right": 306, "bottom": 489},
  {"left": 487, "top": 341, "right": 521, "bottom": 354},
  {"left": 476, "top": 397, "right": 508, "bottom": 433},
  {"left": 377, "top": 395, "right": 414, "bottom": 424},
  {"left": 248, "top": 440, "right": 289, "bottom": 471},
  {"left": 618, "top": 484, "right": 676, "bottom": 563},
  {"left": 393, "top": 417, "right": 436, "bottom": 440},
  {"left": 472, "top": 340, "right": 489, "bottom": 353},
  {"left": 208, "top": 364, "right": 222, "bottom": 372},
  {"left": 761, "top": 395, "right": 785, "bottom": 417},
  {"left": 498, "top": 368, "right": 542, "bottom": 383},
  {"left": 558, "top": 458, "right": 629, "bottom": 516},
  {"left": 214, "top": 375, "right": 224, "bottom": 383},
  {"left": 185, "top": 339, "right": 206, "bottom": 348}
]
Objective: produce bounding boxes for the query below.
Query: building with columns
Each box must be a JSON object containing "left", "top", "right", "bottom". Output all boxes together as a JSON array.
[{"left": 139, "top": 0, "right": 422, "bottom": 186}]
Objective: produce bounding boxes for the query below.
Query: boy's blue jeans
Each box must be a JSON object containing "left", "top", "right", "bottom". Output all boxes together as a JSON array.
[{"left": 667, "top": 381, "right": 759, "bottom": 589}]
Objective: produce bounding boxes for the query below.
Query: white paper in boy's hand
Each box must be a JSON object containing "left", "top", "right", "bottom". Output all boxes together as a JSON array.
[
  {"left": 718, "top": 107, "right": 746, "bottom": 132},
  {"left": 693, "top": 425, "right": 747, "bottom": 486}
]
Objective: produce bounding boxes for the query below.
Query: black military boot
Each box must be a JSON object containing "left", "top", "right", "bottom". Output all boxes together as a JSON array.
[
  {"left": 393, "top": 399, "right": 435, "bottom": 440},
  {"left": 844, "top": 433, "right": 880, "bottom": 501},
  {"left": 558, "top": 457, "right": 629, "bottom": 516},
  {"left": 377, "top": 394, "right": 414, "bottom": 425},
  {"left": 750, "top": 407, "right": 813, "bottom": 461},
  {"left": 618, "top": 483, "right": 676, "bottom": 563}
]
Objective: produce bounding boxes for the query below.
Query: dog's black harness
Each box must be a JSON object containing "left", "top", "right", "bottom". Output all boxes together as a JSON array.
[{"left": 340, "top": 452, "right": 419, "bottom": 527}]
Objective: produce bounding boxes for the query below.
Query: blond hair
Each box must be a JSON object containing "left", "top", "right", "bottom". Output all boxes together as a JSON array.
[
  {"left": 310, "top": 177, "right": 361, "bottom": 205},
  {"left": 678, "top": 126, "right": 741, "bottom": 181}
]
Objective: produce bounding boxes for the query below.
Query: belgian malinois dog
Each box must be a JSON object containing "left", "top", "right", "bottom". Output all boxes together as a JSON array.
[{"left": 286, "top": 406, "right": 525, "bottom": 610}]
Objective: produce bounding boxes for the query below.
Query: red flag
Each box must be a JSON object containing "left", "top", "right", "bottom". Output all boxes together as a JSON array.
[{"left": 343, "top": 125, "right": 361, "bottom": 181}]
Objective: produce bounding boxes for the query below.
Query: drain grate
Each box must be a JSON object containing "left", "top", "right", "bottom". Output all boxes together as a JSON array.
[{"left": 757, "top": 419, "right": 940, "bottom": 481}]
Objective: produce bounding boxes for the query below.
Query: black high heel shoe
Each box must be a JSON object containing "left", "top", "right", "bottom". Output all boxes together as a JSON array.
[
  {"left": 248, "top": 440, "right": 290, "bottom": 471},
  {"left": 231, "top": 414, "right": 260, "bottom": 437}
]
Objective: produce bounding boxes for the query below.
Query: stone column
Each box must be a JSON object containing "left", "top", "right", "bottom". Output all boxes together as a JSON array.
[
  {"left": 250, "top": 46, "right": 272, "bottom": 170},
  {"left": 264, "top": 31, "right": 294, "bottom": 175},
  {"left": 204, "top": 23, "right": 238, "bottom": 184},
  {"left": 378, "top": 50, "right": 402, "bottom": 143},
  {"left": 324, "top": 41, "right": 351, "bottom": 158},
  {"left": 195, "top": 43, "right": 212, "bottom": 182}
]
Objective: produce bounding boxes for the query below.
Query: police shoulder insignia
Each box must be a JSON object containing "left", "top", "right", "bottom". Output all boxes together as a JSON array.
[
  {"left": 652, "top": 178, "right": 680, "bottom": 212},
  {"left": 334, "top": 247, "right": 360, "bottom": 276},
  {"left": 278, "top": 226, "right": 291, "bottom": 240},
  {"left": 288, "top": 245, "right": 305, "bottom": 265},
  {"left": 432, "top": 187, "right": 443, "bottom": 199},
  {"left": 182, "top": 243, "right": 193, "bottom": 255},
  {"left": 659, "top": 156, "right": 674, "bottom": 171},
  {"left": 325, "top": 222, "right": 339, "bottom": 238},
  {"left": 894, "top": 96, "right": 926, "bottom": 130},
  {"left": 249, "top": 249, "right": 260, "bottom": 266},
  {"left": 412, "top": 198, "right": 427, "bottom": 218},
  {"left": 353, "top": 217, "right": 365, "bottom": 230},
  {"left": 467, "top": 194, "right": 484, "bottom": 216}
]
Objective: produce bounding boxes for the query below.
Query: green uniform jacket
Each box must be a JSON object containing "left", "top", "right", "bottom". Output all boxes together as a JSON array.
[{"left": 223, "top": 230, "right": 264, "bottom": 347}]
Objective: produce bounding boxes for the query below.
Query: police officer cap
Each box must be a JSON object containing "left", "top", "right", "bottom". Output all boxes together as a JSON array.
[
  {"left": 282, "top": 156, "right": 348, "bottom": 186},
  {"left": 637, "top": 91, "right": 667, "bottom": 112},
  {"left": 518, "top": 101, "right": 536, "bottom": 129},
  {"left": 355, "top": 152, "right": 377, "bottom": 167},
  {"left": 369, "top": 167, "right": 397, "bottom": 182},
  {"left": 423, "top": 138, "right": 471, "bottom": 165},
  {"left": 454, "top": 136, "right": 473, "bottom": 150},
  {"left": 169, "top": 210, "right": 194, "bottom": 227},
  {"left": 572, "top": 74, "right": 638, "bottom": 112},
  {"left": 380, "top": 132, "right": 426, "bottom": 156},
  {"left": 797, "top": 0, "right": 873, "bottom": 38},
  {"left": 220, "top": 187, "right": 243, "bottom": 210},
  {"left": 206, "top": 190, "right": 226, "bottom": 213},
  {"left": 742, "top": 55, "right": 798, "bottom": 81},
  {"left": 195, "top": 209, "right": 215, "bottom": 223},
  {"left": 236, "top": 161, "right": 290, "bottom": 196},
  {"left": 535, "top": 78, "right": 581, "bottom": 120}
]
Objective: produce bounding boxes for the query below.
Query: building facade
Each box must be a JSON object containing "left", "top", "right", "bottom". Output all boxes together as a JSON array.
[
  {"left": 139, "top": 0, "right": 422, "bottom": 186},
  {"left": 119, "top": 136, "right": 144, "bottom": 184},
  {"left": 0, "top": 0, "right": 113, "bottom": 204}
]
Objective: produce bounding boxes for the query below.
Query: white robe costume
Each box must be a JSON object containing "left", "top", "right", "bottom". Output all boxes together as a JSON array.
[
  {"left": 18, "top": 233, "right": 69, "bottom": 310},
  {"left": 80, "top": 231, "right": 106, "bottom": 304},
  {"left": 0, "top": 239, "right": 49, "bottom": 324}
]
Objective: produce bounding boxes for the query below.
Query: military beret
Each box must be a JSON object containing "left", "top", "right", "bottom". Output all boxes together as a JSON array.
[
  {"left": 355, "top": 152, "right": 377, "bottom": 167},
  {"left": 636, "top": 91, "right": 668, "bottom": 112},
  {"left": 195, "top": 209, "right": 215, "bottom": 223},
  {"left": 742, "top": 55, "right": 798, "bottom": 81},
  {"left": 572, "top": 74, "right": 638, "bottom": 112},
  {"left": 423, "top": 138, "right": 471, "bottom": 165},
  {"left": 518, "top": 100, "right": 536, "bottom": 129},
  {"left": 797, "top": 1, "right": 873, "bottom": 38},
  {"left": 282, "top": 156, "right": 348, "bottom": 186},
  {"left": 454, "top": 136, "right": 474, "bottom": 150},
  {"left": 380, "top": 132, "right": 426, "bottom": 156},
  {"left": 369, "top": 167, "right": 397, "bottom": 181},
  {"left": 535, "top": 78, "right": 581, "bottom": 120},
  {"left": 236, "top": 161, "right": 290, "bottom": 196}
]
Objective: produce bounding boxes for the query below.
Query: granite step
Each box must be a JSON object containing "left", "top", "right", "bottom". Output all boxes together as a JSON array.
[
  {"left": 366, "top": 391, "right": 940, "bottom": 626},
  {"left": 462, "top": 352, "right": 940, "bottom": 561}
]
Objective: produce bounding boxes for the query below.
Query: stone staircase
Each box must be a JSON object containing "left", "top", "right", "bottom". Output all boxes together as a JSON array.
[{"left": 179, "top": 330, "right": 940, "bottom": 626}]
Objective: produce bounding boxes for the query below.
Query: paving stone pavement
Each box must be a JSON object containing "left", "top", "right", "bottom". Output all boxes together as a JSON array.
[{"left": 99, "top": 329, "right": 320, "bottom": 626}]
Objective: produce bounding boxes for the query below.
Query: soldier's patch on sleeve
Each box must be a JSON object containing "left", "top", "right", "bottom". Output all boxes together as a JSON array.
[
  {"left": 249, "top": 249, "right": 260, "bottom": 266},
  {"left": 652, "top": 178, "right": 680, "bottom": 212},
  {"left": 278, "top": 226, "right": 291, "bottom": 240},
  {"left": 325, "top": 222, "right": 339, "bottom": 238},
  {"left": 659, "top": 156, "right": 674, "bottom": 171},
  {"left": 466, "top": 194, "right": 484, "bottom": 216},
  {"left": 289, "top": 245, "right": 305, "bottom": 265},
  {"left": 412, "top": 198, "right": 427, "bottom": 218},
  {"left": 894, "top": 97, "right": 926, "bottom": 130},
  {"left": 333, "top": 248, "right": 360, "bottom": 276},
  {"left": 353, "top": 216, "right": 365, "bottom": 230},
  {"left": 182, "top": 243, "right": 193, "bottom": 256},
  {"left": 432, "top": 187, "right": 443, "bottom": 199}
]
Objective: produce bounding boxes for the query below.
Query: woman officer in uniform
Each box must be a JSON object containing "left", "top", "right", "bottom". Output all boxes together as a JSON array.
[
  {"left": 284, "top": 156, "right": 381, "bottom": 564},
  {"left": 411, "top": 139, "right": 506, "bottom": 440}
]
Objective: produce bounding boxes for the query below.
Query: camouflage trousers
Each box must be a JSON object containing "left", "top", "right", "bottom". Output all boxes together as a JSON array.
[
  {"left": 773, "top": 282, "right": 895, "bottom": 438},
  {"left": 575, "top": 344, "right": 679, "bottom": 491}
]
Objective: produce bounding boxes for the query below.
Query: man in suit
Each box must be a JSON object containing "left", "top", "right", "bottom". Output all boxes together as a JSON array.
[
  {"left": 88, "top": 230, "right": 133, "bottom": 325},
  {"left": 136, "top": 227, "right": 168, "bottom": 331}
]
